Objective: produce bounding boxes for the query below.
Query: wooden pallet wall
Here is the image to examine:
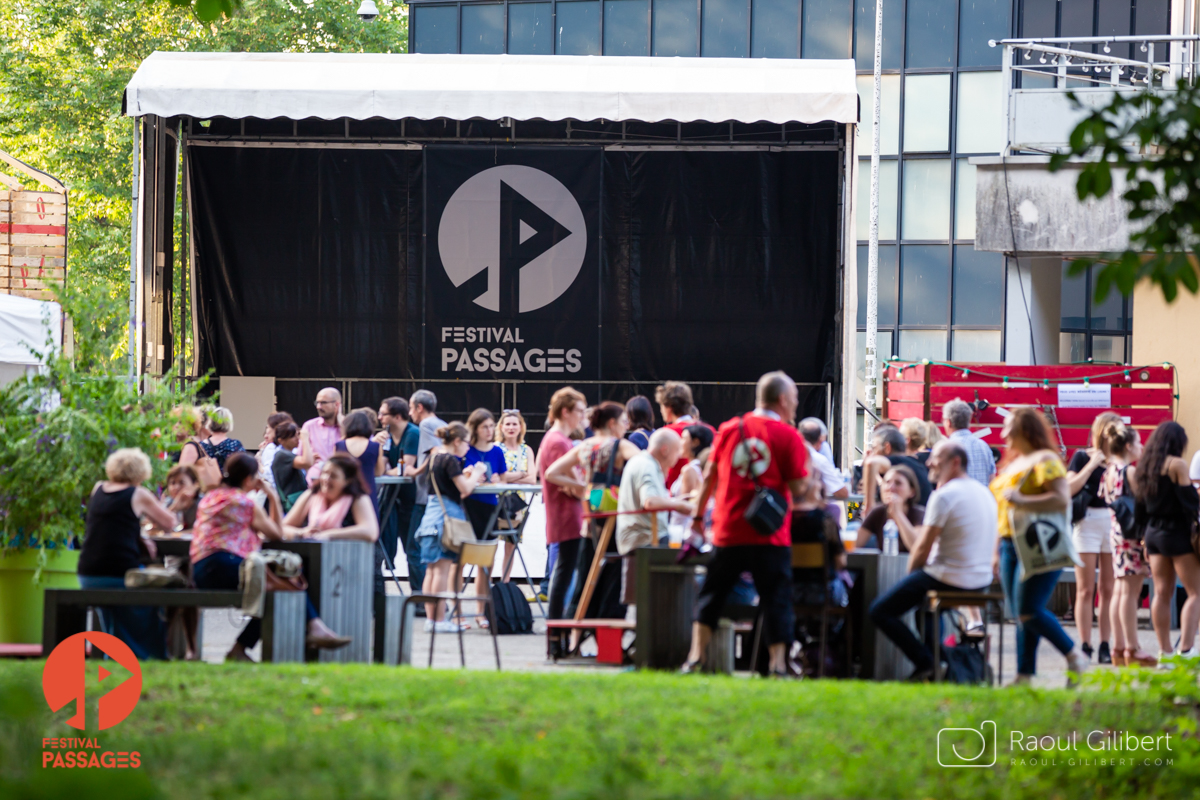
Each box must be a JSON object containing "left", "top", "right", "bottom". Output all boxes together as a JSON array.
[{"left": 0, "top": 189, "right": 67, "bottom": 301}]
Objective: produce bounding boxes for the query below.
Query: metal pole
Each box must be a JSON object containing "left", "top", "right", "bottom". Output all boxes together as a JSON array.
[
  {"left": 864, "top": 0, "right": 883, "bottom": 446},
  {"left": 128, "top": 118, "right": 139, "bottom": 385}
]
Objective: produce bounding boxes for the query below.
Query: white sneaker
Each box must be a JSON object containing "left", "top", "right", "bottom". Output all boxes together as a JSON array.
[
  {"left": 1177, "top": 645, "right": 1200, "bottom": 659},
  {"left": 1157, "top": 652, "right": 1175, "bottom": 669},
  {"left": 434, "top": 620, "right": 465, "bottom": 633},
  {"left": 423, "top": 619, "right": 434, "bottom": 633},
  {"left": 1066, "top": 651, "right": 1089, "bottom": 687}
]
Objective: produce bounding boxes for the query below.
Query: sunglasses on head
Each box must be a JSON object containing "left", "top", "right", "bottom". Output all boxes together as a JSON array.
[{"left": 502, "top": 408, "right": 520, "bottom": 414}]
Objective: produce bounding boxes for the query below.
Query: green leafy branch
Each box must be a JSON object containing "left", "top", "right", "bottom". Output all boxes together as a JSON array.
[{"left": 1048, "top": 79, "right": 1200, "bottom": 303}]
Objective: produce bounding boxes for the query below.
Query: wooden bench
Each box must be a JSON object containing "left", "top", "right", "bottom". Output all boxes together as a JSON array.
[
  {"left": 43, "top": 588, "right": 307, "bottom": 663},
  {"left": 546, "top": 619, "right": 635, "bottom": 665}
]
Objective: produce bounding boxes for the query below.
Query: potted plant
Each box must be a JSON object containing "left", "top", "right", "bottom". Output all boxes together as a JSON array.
[{"left": 0, "top": 288, "right": 201, "bottom": 644}]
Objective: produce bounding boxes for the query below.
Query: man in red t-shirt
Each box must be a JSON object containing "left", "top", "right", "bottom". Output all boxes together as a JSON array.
[
  {"left": 656, "top": 381, "right": 714, "bottom": 487},
  {"left": 684, "top": 371, "right": 809, "bottom": 677}
]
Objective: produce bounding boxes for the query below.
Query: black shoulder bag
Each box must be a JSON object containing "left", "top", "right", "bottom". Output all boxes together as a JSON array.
[
  {"left": 1110, "top": 466, "right": 1140, "bottom": 541},
  {"left": 739, "top": 418, "right": 788, "bottom": 536}
]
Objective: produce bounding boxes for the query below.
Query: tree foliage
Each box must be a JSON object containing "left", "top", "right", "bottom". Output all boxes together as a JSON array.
[
  {"left": 1049, "top": 80, "right": 1200, "bottom": 303},
  {"left": 0, "top": 0, "right": 407, "bottom": 365}
]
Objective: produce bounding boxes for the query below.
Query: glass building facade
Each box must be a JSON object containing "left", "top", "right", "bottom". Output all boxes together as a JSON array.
[{"left": 409, "top": 0, "right": 1166, "bottom": 376}]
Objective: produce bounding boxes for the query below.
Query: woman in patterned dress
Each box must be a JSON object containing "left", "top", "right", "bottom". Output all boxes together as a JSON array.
[{"left": 1101, "top": 423, "right": 1155, "bottom": 667}]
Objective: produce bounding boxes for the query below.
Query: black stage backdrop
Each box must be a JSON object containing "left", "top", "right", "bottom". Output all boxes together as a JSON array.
[{"left": 189, "top": 145, "right": 839, "bottom": 428}]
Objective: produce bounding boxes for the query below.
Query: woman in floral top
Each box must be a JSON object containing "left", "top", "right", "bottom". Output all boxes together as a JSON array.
[
  {"left": 495, "top": 410, "right": 537, "bottom": 580},
  {"left": 191, "top": 452, "right": 350, "bottom": 660},
  {"left": 990, "top": 407, "right": 1089, "bottom": 686}
]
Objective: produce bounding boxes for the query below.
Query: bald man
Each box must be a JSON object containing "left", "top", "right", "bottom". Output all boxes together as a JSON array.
[
  {"left": 300, "top": 386, "right": 343, "bottom": 484},
  {"left": 616, "top": 428, "right": 695, "bottom": 555}
]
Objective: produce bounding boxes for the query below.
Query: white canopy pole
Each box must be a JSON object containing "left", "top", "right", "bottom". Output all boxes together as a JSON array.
[
  {"left": 128, "top": 118, "right": 139, "bottom": 385},
  {"left": 863, "top": 0, "right": 883, "bottom": 447}
]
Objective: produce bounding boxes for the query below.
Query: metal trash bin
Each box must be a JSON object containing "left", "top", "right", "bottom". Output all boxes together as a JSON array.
[{"left": 633, "top": 547, "right": 703, "bottom": 670}]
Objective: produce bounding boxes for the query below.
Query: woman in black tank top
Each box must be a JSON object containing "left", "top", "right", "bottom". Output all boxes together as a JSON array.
[{"left": 77, "top": 449, "right": 179, "bottom": 660}]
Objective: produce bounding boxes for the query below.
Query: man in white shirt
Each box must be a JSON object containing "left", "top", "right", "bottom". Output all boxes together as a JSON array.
[
  {"left": 799, "top": 418, "right": 848, "bottom": 500},
  {"left": 616, "top": 429, "right": 695, "bottom": 555},
  {"left": 867, "top": 439, "right": 998, "bottom": 681}
]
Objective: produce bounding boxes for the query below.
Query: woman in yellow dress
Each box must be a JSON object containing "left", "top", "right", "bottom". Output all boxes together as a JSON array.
[{"left": 990, "top": 407, "right": 1089, "bottom": 686}]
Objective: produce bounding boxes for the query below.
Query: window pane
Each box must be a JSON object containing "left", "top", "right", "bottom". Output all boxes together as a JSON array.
[
  {"left": 901, "top": 245, "right": 950, "bottom": 325},
  {"left": 906, "top": 0, "right": 954, "bottom": 68},
  {"left": 1020, "top": 0, "right": 1056, "bottom": 38},
  {"left": 654, "top": 0, "right": 698, "bottom": 55},
  {"left": 956, "top": 71, "right": 1004, "bottom": 153},
  {"left": 509, "top": 3, "right": 553, "bottom": 54},
  {"left": 1097, "top": 0, "right": 1131, "bottom": 57},
  {"left": 461, "top": 3, "right": 505, "bottom": 53},
  {"left": 901, "top": 159, "right": 951, "bottom": 240},
  {"left": 856, "top": 159, "right": 898, "bottom": 240},
  {"left": 1060, "top": 0, "right": 1093, "bottom": 38},
  {"left": 605, "top": 0, "right": 650, "bottom": 55},
  {"left": 954, "top": 160, "right": 976, "bottom": 239},
  {"left": 857, "top": 243, "right": 898, "bottom": 326},
  {"left": 899, "top": 329, "right": 948, "bottom": 361},
  {"left": 1090, "top": 281, "right": 1126, "bottom": 331},
  {"left": 557, "top": 1, "right": 601, "bottom": 53},
  {"left": 1135, "top": 0, "right": 1170, "bottom": 35},
  {"left": 702, "top": 0, "right": 749, "bottom": 57},
  {"left": 1060, "top": 332, "right": 1086, "bottom": 363},
  {"left": 903, "top": 74, "right": 951, "bottom": 152},
  {"left": 804, "top": 0, "right": 852, "bottom": 59},
  {"left": 855, "top": 0, "right": 902, "bottom": 69},
  {"left": 953, "top": 330, "right": 1002, "bottom": 361},
  {"left": 857, "top": 329, "right": 895, "bottom": 408},
  {"left": 1061, "top": 262, "right": 1087, "bottom": 328},
  {"left": 413, "top": 5, "right": 458, "bottom": 53},
  {"left": 953, "top": 246, "right": 1003, "bottom": 324},
  {"left": 856, "top": 74, "right": 900, "bottom": 156},
  {"left": 751, "top": 0, "right": 799, "bottom": 57},
  {"left": 958, "top": 0, "right": 1009, "bottom": 67},
  {"left": 1092, "top": 335, "right": 1126, "bottom": 363}
]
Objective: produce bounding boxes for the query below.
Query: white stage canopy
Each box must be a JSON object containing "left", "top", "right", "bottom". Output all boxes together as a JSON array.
[{"left": 124, "top": 52, "right": 858, "bottom": 126}]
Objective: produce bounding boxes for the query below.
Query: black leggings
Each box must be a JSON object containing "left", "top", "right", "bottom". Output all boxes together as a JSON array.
[{"left": 547, "top": 537, "right": 585, "bottom": 620}]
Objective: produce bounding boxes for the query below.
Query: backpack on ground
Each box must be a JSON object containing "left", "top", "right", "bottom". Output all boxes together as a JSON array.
[{"left": 490, "top": 581, "right": 534, "bottom": 634}]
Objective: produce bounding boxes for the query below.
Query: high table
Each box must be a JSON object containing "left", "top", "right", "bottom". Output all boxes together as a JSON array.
[
  {"left": 847, "top": 550, "right": 914, "bottom": 680},
  {"left": 150, "top": 533, "right": 374, "bottom": 663},
  {"left": 463, "top": 483, "right": 545, "bottom": 618}
]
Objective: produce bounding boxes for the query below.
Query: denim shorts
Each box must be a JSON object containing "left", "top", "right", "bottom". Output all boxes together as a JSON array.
[{"left": 415, "top": 497, "right": 464, "bottom": 565}]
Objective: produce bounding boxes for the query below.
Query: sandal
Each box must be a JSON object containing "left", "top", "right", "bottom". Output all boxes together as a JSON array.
[{"left": 475, "top": 616, "right": 490, "bottom": 629}]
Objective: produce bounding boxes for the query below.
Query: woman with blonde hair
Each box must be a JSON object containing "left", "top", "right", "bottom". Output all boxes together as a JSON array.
[
  {"left": 77, "top": 448, "right": 180, "bottom": 659},
  {"left": 1102, "top": 424, "right": 1154, "bottom": 666},
  {"left": 899, "top": 418, "right": 927, "bottom": 459},
  {"left": 495, "top": 409, "right": 537, "bottom": 581},
  {"left": 991, "top": 407, "right": 1089, "bottom": 685},
  {"left": 200, "top": 406, "right": 246, "bottom": 469},
  {"left": 1065, "top": 411, "right": 1120, "bottom": 665}
]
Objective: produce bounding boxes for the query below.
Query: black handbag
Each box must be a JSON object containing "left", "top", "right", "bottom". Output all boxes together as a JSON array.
[
  {"left": 1111, "top": 466, "right": 1140, "bottom": 541},
  {"left": 738, "top": 419, "right": 788, "bottom": 536},
  {"left": 1070, "top": 487, "right": 1093, "bottom": 524}
]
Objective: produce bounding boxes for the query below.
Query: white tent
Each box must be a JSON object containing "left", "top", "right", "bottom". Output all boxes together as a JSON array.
[
  {"left": 124, "top": 51, "right": 859, "bottom": 125},
  {"left": 0, "top": 293, "right": 61, "bottom": 386}
]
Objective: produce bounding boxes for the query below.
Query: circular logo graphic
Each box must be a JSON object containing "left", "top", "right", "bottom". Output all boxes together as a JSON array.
[
  {"left": 43, "top": 632, "right": 142, "bottom": 731},
  {"left": 732, "top": 438, "right": 772, "bottom": 480},
  {"left": 1023, "top": 519, "right": 1062, "bottom": 552},
  {"left": 438, "top": 165, "right": 586, "bottom": 314}
]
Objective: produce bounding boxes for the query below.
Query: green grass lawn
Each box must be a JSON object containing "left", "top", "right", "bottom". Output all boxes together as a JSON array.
[{"left": 1, "top": 661, "right": 1196, "bottom": 799}]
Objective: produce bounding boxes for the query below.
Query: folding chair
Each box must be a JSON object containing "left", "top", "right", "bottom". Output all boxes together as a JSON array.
[{"left": 399, "top": 540, "right": 502, "bottom": 670}]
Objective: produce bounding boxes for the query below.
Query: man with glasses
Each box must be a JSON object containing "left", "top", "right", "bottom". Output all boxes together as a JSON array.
[{"left": 301, "top": 387, "right": 343, "bottom": 485}]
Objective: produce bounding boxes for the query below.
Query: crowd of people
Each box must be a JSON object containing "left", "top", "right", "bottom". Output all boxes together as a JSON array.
[{"left": 73, "top": 370, "right": 1200, "bottom": 681}]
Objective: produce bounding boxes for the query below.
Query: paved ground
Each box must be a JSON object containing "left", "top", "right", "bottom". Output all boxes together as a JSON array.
[{"left": 198, "top": 582, "right": 1167, "bottom": 687}]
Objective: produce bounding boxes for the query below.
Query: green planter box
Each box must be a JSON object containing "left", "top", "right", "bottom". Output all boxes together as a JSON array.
[{"left": 0, "top": 549, "right": 80, "bottom": 644}]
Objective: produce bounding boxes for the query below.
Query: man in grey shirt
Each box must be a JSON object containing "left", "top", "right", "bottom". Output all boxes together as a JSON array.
[
  {"left": 405, "top": 389, "right": 446, "bottom": 593},
  {"left": 941, "top": 398, "right": 996, "bottom": 486}
]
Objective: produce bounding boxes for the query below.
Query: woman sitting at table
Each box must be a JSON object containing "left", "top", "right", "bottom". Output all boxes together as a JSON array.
[
  {"left": 192, "top": 452, "right": 350, "bottom": 661},
  {"left": 78, "top": 448, "right": 180, "bottom": 660},
  {"left": 161, "top": 465, "right": 202, "bottom": 532},
  {"left": 855, "top": 465, "right": 925, "bottom": 553},
  {"left": 496, "top": 409, "right": 537, "bottom": 581},
  {"left": 284, "top": 453, "right": 380, "bottom": 542}
]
